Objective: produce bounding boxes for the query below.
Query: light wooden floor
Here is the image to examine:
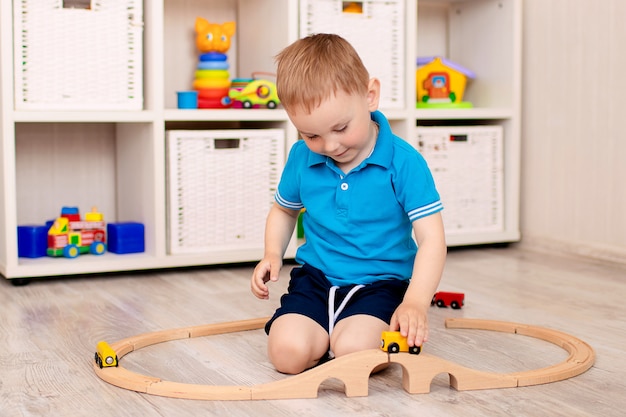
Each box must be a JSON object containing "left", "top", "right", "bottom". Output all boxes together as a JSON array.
[{"left": 1, "top": 246, "right": 624, "bottom": 417}]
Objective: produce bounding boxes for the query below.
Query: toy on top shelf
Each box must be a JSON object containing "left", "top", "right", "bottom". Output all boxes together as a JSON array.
[
  {"left": 193, "top": 18, "right": 236, "bottom": 109},
  {"left": 94, "top": 341, "right": 118, "bottom": 369},
  {"left": 431, "top": 291, "right": 465, "bottom": 309},
  {"left": 342, "top": 2, "right": 364, "bottom": 13},
  {"left": 176, "top": 91, "right": 198, "bottom": 109},
  {"left": 380, "top": 331, "right": 421, "bottom": 355},
  {"left": 227, "top": 72, "right": 280, "bottom": 109},
  {"left": 47, "top": 206, "right": 106, "bottom": 258},
  {"left": 416, "top": 57, "right": 475, "bottom": 109}
]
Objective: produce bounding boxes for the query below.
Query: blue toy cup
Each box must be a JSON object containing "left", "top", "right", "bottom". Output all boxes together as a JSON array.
[{"left": 177, "top": 91, "right": 198, "bottom": 109}]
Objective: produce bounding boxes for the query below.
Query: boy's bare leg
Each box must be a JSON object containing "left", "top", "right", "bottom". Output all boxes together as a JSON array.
[
  {"left": 267, "top": 313, "right": 329, "bottom": 374},
  {"left": 331, "top": 315, "right": 389, "bottom": 372}
]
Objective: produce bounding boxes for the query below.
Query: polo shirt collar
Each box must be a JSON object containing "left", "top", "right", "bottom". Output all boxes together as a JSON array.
[{"left": 307, "top": 110, "right": 393, "bottom": 169}]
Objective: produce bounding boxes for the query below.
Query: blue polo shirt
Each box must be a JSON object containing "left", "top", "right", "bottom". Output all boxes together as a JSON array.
[{"left": 275, "top": 111, "right": 442, "bottom": 286}]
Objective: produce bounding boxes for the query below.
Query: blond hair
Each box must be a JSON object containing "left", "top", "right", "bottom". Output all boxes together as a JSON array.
[{"left": 275, "top": 33, "right": 369, "bottom": 113}]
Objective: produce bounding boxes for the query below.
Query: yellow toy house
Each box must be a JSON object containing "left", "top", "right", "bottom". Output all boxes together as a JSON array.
[{"left": 416, "top": 56, "right": 475, "bottom": 108}]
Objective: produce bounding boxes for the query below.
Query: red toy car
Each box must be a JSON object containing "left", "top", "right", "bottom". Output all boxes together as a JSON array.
[{"left": 431, "top": 291, "right": 464, "bottom": 309}]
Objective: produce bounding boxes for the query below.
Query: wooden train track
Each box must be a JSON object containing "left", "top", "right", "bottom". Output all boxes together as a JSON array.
[{"left": 93, "top": 317, "right": 595, "bottom": 400}]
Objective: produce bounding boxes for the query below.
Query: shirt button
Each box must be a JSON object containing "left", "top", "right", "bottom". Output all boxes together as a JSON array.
[{"left": 341, "top": 183, "right": 349, "bottom": 191}]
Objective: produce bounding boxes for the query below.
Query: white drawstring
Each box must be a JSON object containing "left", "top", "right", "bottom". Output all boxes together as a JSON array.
[{"left": 327, "top": 284, "right": 364, "bottom": 359}]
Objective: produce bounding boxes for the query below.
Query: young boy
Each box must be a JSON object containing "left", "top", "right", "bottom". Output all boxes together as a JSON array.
[{"left": 250, "top": 34, "right": 446, "bottom": 375}]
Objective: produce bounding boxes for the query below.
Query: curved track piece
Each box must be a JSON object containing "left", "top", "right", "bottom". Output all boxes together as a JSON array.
[
  {"left": 446, "top": 318, "right": 596, "bottom": 387},
  {"left": 93, "top": 318, "right": 595, "bottom": 400},
  {"left": 391, "top": 318, "right": 595, "bottom": 393}
]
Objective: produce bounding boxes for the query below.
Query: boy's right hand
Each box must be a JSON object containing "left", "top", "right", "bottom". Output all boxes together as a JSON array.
[{"left": 251, "top": 257, "right": 282, "bottom": 299}]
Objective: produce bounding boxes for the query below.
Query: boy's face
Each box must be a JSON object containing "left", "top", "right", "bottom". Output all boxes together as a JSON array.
[{"left": 288, "top": 79, "right": 380, "bottom": 171}]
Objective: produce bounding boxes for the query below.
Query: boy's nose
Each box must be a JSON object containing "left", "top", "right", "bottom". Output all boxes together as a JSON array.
[{"left": 323, "top": 139, "right": 339, "bottom": 154}]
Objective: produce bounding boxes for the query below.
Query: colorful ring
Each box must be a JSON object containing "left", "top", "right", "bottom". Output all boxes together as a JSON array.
[
  {"left": 197, "top": 61, "right": 230, "bottom": 70},
  {"left": 195, "top": 69, "right": 230, "bottom": 79},
  {"left": 199, "top": 52, "right": 227, "bottom": 62},
  {"left": 197, "top": 87, "right": 230, "bottom": 99},
  {"left": 193, "top": 78, "right": 232, "bottom": 90},
  {"left": 198, "top": 97, "right": 230, "bottom": 108}
]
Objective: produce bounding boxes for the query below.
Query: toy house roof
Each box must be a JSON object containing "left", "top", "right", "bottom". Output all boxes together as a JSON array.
[{"left": 416, "top": 56, "right": 476, "bottom": 79}]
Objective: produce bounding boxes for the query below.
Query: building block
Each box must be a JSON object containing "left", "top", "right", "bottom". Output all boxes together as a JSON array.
[
  {"left": 17, "top": 225, "right": 49, "bottom": 258},
  {"left": 47, "top": 207, "right": 106, "bottom": 258},
  {"left": 60, "top": 206, "right": 81, "bottom": 222},
  {"left": 107, "top": 222, "right": 145, "bottom": 254}
]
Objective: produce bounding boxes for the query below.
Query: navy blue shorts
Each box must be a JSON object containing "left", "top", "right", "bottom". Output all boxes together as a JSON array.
[{"left": 265, "top": 264, "right": 409, "bottom": 335}]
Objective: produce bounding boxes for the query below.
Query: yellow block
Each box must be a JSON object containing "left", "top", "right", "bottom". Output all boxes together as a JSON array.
[
  {"left": 85, "top": 206, "right": 104, "bottom": 222},
  {"left": 48, "top": 217, "right": 68, "bottom": 235}
]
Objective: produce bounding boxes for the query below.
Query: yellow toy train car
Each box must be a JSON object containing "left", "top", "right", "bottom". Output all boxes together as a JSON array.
[
  {"left": 94, "top": 341, "right": 118, "bottom": 369},
  {"left": 380, "top": 331, "right": 421, "bottom": 355}
]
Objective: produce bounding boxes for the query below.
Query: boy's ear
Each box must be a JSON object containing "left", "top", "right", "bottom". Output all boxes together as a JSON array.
[{"left": 366, "top": 78, "right": 381, "bottom": 111}]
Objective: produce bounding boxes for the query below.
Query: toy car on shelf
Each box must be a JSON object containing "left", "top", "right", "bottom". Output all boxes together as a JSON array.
[
  {"left": 431, "top": 291, "right": 465, "bottom": 309},
  {"left": 380, "top": 331, "right": 421, "bottom": 355},
  {"left": 47, "top": 206, "right": 106, "bottom": 258},
  {"left": 94, "top": 341, "right": 118, "bottom": 369},
  {"left": 227, "top": 77, "right": 280, "bottom": 109}
]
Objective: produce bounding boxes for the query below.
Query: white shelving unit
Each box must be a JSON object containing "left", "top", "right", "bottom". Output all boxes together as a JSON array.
[{"left": 0, "top": 0, "right": 521, "bottom": 280}]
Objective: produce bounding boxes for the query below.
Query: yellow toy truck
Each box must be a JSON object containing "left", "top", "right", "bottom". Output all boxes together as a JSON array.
[
  {"left": 94, "top": 341, "right": 118, "bottom": 369},
  {"left": 380, "top": 331, "right": 421, "bottom": 355}
]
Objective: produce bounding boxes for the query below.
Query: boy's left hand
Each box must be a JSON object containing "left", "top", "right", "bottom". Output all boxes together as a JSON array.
[{"left": 389, "top": 301, "right": 430, "bottom": 348}]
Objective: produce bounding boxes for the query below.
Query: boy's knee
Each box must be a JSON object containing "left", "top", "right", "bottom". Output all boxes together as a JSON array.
[
  {"left": 331, "top": 328, "right": 382, "bottom": 358},
  {"left": 267, "top": 314, "right": 329, "bottom": 374},
  {"left": 330, "top": 337, "right": 362, "bottom": 358},
  {"left": 268, "top": 339, "right": 318, "bottom": 374},
  {"left": 330, "top": 315, "right": 387, "bottom": 358}
]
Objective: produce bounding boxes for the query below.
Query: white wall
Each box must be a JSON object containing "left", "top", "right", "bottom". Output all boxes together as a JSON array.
[{"left": 520, "top": 0, "right": 626, "bottom": 264}]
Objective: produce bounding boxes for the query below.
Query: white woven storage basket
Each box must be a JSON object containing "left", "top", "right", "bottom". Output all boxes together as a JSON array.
[
  {"left": 167, "top": 129, "right": 285, "bottom": 255},
  {"left": 300, "top": 0, "right": 405, "bottom": 109},
  {"left": 13, "top": 0, "right": 143, "bottom": 110},
  {"left": 415, "top": 126, "right": 504, "bottom": 235}
]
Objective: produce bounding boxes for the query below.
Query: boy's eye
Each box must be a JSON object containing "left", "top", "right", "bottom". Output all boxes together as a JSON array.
[
  {"left": 335, "top": 125, "right": 347, "bottom": 133},
  {"left": 304, "top": 134, "right": 318, "bottom": 140}
]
